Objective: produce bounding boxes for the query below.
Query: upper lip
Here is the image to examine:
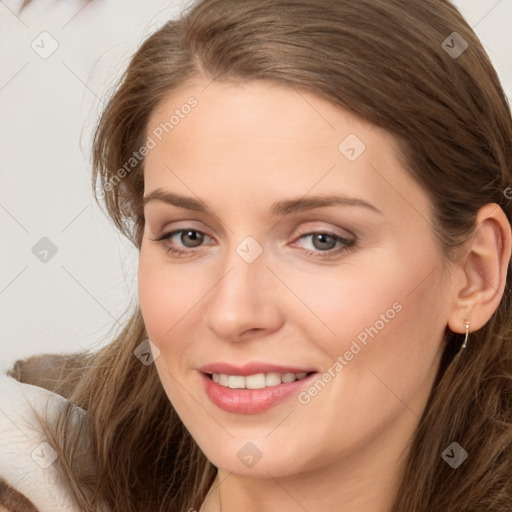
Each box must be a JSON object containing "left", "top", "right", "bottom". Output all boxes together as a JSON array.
[{"left": 199, "top": 362, "right": 317, "bottom": 376}]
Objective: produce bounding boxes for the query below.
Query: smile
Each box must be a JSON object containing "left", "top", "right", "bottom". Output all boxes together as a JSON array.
[
  {"left": 199, "top": 364, "right": 318, "bottom": 414},
  {"left": 209, "top": 371, "right": 310, "bottom": 389}
]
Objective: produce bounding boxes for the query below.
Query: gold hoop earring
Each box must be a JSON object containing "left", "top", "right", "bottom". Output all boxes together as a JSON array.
[{"left": 460, "top": 320, "right": 470, "bottom": 350}]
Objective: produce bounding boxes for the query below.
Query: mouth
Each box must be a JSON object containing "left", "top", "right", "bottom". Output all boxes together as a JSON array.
[{"left": 198, "top": 363, "right": 318, "bottom": 414}]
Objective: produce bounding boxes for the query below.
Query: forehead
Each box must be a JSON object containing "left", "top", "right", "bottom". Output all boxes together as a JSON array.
[
  {"left": 147, "top": 79, "right": 370, "bottom": 156},
  {"left": 143, "top": 79, "right": 431, "bottom": 224}
]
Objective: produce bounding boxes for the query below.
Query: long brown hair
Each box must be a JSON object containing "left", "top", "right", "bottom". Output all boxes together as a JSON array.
[{"left": 9, "top": 1, "right": 512, "bottom": 510}]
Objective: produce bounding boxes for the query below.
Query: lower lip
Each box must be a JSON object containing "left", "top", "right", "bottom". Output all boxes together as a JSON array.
[{"left": 200, "top": 372, "right": 317, "bottom": 414}]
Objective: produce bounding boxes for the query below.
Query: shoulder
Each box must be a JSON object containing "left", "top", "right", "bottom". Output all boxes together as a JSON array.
[
  {"left": 0, "top": 367, "right": 87, "bottom": 512},
  {"left": 6, "top": 352, "right": 92, "bottom": 400}
]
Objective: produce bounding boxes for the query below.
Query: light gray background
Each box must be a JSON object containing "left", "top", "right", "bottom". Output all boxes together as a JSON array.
[{"left": 1, "top": 0, "right": 511, "bottom": 373}]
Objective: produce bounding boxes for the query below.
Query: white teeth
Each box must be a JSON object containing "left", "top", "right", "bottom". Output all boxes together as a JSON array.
[
  {"left": 211, "top": 371, "right": 310, "bottom": 389},
  {"left": 218, "top": 374, "right": 230, "bottom": 386},
  {"left": 281, "top": 372, "right": 296, "bottom": 383},
  {"left": 265, "top": 372, "right": 282, "bottom": 387},
  {"left": 228, "top": 375, "right": 245, "bottom": 389},
  {"left": 245, "top": 373, "right": 266, "bottom": 389}
]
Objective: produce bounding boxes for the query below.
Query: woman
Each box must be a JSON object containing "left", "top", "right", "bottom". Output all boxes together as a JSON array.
[{"left": 1, "top": 0, "right": 511, "bottom": 510}]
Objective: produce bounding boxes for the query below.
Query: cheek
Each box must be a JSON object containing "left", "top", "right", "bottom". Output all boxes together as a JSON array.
[
  {"left": 277, "top": 256, "right": 403, "bottom": 352},
  {"left": 285, "top": 258, "right": 446, "bottom": 455},
  {"left": 324, "top": 262, "right": 445, "bottom": 416},
  {"left": 290, "top": 246, "right": 446, "bottom": 381},
  {"left": 296, "top": 243, "right": 442, "bottom": 336},
  {"left": 137, "top": 248, "right": 200, "bottom": 354}
]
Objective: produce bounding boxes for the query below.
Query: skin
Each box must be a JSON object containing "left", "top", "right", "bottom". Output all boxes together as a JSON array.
[{"left": 137, "top": 79, "right": 511, "bottom": 512}]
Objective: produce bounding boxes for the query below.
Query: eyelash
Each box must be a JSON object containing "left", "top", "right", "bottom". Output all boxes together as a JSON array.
[{"left": 151, "top": 228, "right": 356, "bottom": 260}]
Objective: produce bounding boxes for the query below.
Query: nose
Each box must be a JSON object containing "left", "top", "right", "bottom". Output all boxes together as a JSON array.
[{"left": 205, "top": 243, "right": 283, "bottom": 342}]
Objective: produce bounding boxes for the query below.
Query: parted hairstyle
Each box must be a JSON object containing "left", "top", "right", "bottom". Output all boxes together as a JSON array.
[{"left": 8, "top": 0, "right": 512, "bottom": 510}]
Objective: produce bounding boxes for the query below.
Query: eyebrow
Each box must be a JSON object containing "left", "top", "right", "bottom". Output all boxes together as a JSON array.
[{"left": 142, "top": 189, "right": 383, "bottom": 217}]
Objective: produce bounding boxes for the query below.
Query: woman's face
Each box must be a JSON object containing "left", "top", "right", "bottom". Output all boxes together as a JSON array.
[{"left": 138, "top": 79, "right": 454, "bottom": 479}]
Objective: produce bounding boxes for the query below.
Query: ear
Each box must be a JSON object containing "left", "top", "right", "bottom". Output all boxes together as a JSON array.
[{"left": 447, "top": 203, "right": 512, "bottom": 334}]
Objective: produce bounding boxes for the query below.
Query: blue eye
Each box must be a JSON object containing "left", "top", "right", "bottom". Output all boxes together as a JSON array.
[
  {"left": 300, "top": 232, "right": 344, "bottom": 251},
  {"left": 170, "top": 229, "right": 205, "bottom": 248},
  {"left": 151, "top": 229, "right": 356, "bottom": 260},
  {"left": 152, "top": 229, "right": 212, "bottom": 256},
  {"left": 293, "top": 231, "right": 356, "bottom": 259}
]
